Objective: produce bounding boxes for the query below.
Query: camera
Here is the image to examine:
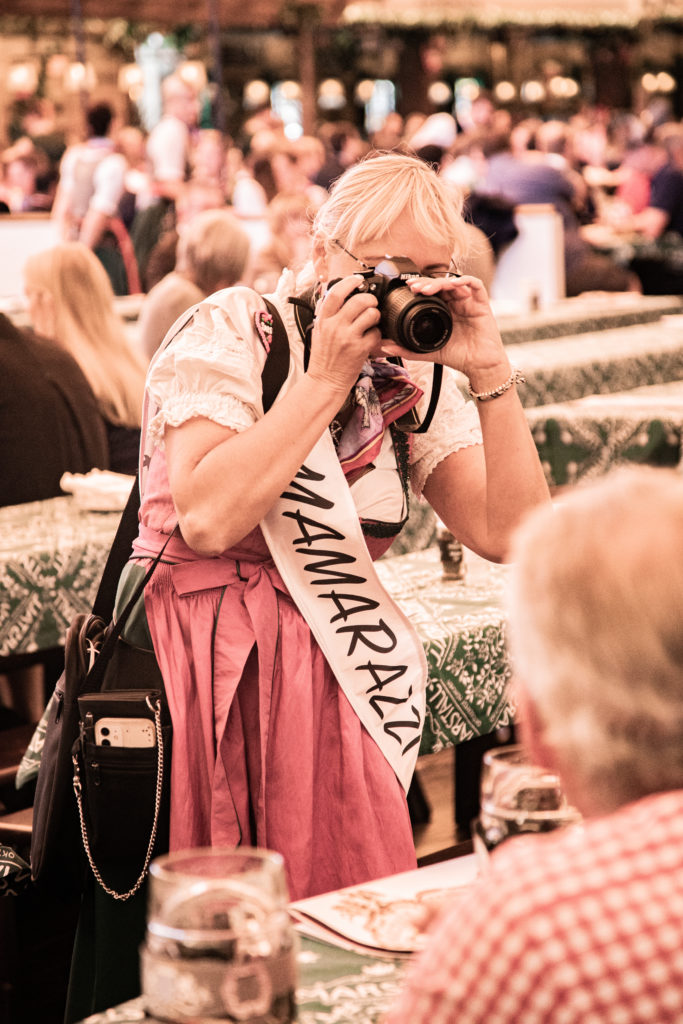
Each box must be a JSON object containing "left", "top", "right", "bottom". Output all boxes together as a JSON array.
[{"left": 341, "top": 257, "right": 453, "bottom": 353}]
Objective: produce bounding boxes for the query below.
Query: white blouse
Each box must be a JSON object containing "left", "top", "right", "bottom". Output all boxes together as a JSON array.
[{"left": 146, "top": 272, "right": 482, "bottom": 522}]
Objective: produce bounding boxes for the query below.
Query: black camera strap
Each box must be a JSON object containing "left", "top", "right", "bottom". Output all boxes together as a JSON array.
[{"left": 288, "top": 291, "right": 442, "bottom": 433}]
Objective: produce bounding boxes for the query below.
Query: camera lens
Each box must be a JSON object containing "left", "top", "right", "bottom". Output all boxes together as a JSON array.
[{"left": 383, "top": 290, "right": 452, "bottom": 353}]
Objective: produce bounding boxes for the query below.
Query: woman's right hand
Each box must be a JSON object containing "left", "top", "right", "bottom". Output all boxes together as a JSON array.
[{"left": 306, "top": 275, "right": 381, "bottom": 399}]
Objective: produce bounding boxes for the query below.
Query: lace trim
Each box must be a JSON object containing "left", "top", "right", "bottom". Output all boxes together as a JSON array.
[
  {"left": 410, "top": 398, "right": 482, "bottom": 497},
  {"left": 147, "top": 392, "right": 256, "bottom": 447}
]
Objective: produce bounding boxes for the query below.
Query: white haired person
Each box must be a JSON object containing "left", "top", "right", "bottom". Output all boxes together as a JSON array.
[
  {"left": 384, "top": 466, "right": 683, "bottom": 1024},
  {"left": 137, "top": 207, "right": 251, "bottom": 361},
  {"left": 126, "top": 150, "right": 549, "bottom": 901}
]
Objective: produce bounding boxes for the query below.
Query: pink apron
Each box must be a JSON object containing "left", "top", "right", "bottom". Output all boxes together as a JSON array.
[{"left": 135, "top": 450, "right": 416, "bottom": 900}]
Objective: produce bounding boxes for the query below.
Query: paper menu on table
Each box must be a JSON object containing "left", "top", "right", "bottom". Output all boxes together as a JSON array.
[{"left": 289, "top": 855, "right": 479, "bottom": 958}]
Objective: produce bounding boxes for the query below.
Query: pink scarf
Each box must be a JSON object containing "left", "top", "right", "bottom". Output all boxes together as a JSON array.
[{"left": 336, "top": 360, "right": 422, "bottom": 477}]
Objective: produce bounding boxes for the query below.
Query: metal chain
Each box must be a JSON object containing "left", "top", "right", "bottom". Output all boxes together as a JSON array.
[{"left": 72, "top": 695, "right": 164, "bottom": 901}]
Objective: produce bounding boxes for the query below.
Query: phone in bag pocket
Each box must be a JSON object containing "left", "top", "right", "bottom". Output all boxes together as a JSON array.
[{"left": 94, "top": 717, "right": 156, "bottom": 747}]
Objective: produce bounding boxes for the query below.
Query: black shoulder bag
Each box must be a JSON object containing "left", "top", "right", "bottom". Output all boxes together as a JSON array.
[{"left": 30, "top": 298, "right": 291, "bottom": 897}]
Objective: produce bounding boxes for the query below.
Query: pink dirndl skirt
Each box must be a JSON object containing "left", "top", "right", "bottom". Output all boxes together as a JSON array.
[{"left": 142, "top": 531, "right": 417, "bottom": 900}]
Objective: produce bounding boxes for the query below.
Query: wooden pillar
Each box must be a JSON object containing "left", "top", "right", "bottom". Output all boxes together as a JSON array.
[{"left": 297, "top": 6, "right": 318, "bottom": 136}]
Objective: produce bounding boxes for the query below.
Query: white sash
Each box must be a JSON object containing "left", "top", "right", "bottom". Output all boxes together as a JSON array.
[
  {"left": 261, "top": 424, "right": 427, "bottom": 793},
  {"left": 141, "top": 288, "right": 427, "bottom": 791}
]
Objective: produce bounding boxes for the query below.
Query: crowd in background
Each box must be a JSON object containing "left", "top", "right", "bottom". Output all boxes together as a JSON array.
[
  {"left": 3, "top": 81, "right": 683, "bottom": 313},
  {"left": 2, "top": 79, "right": 683, "bottom": 509}
]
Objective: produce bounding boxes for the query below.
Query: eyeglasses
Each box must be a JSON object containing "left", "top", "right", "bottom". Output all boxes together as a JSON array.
[{"left": 333, "top": 238, "right": 459, "bottom": 278}]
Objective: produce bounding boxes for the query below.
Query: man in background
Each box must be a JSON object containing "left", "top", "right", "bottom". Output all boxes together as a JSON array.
[{"left": 385, "top": 466, "right": 683, "bottom": 1023}]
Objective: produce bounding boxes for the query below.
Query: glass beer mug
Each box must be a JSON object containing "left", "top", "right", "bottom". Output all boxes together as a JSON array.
[
  {"left": 472, "top": 745, "right": 582, "bottom": 867},
  {"left": 140, "top": 847, "right": 298, "bottom": 1023}
]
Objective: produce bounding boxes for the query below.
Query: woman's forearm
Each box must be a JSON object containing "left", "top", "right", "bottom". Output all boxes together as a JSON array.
[
  {"left": 166, "top": 373, "right": 346, "bottom": 556},
  {"left": 424, "top": 386, "right": 550, "bottom": 562}
]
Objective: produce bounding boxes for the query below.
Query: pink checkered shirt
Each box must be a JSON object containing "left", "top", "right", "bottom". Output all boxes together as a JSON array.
[{"left": 384, "top": 789, "right": 683, "bottom": 1023}]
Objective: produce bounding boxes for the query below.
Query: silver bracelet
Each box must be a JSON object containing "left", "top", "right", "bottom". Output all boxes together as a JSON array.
[{"left": 467, "top": 366, "right": 526, "bottom": 402}]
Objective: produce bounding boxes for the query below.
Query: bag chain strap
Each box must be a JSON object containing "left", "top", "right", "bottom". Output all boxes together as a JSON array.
[{"left": 71, "top": 694, "right": 164, "bottom": 901}]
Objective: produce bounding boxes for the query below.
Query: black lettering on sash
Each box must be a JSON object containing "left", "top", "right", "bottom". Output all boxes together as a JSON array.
[
  {"left": 383, "top": 704, "right": 422, "bottom": 751},
  {"left": 369, "top": 686, "right": 411, "bottom": 719},
  {"left": 283, "top": 509, "right": 346, "bottom": 548},
  {"left": 319, "top": 591, "right": 381, "bottom": 623},
  {"left": 337, "top": 619, "right": 398, "bottom": 656},
  {"left": 297, "top": 549, "right": 365, "bottom": 587},
  {"left": 357, "top": 661, "right": 408, "bottom": 692},
  {"left": 281, "top": 465, "right": 334, "bottom": 509}
]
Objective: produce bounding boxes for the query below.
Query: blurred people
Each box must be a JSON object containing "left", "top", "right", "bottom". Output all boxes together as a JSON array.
[
  {"left": 291, "top": 134, "right": 328, "bottom": 205},
  {"left": 629, "top": 124, "right": 683, "bottom": 240},
  {"left": 0, "top": 142, "right": 51, "bottom": 213},
  {"left": 51, "top": 102, "right": 126, "bottom": 249},
  {"left": 51, "top": 102, "right": 136, "bottom": 294},
  {"left": 370, "top": 111, "right": 405, "bottom": 152},
  {"left": 0, "top": 312, "right": 108, "bottom": 506},
  {"left": 115, "top": 124, "right": 154, "bottom": 230},
  {"left": 314, "top": 121, "right": 367, "bottom": 190},
  {"left": 251, "top": 191, "right": 318, "bottom": 293},
  {"left": 146, "top": 73, "right": 200, "bottom": 202},
  {"left": 190, "top": 128, "right": 230, "bottom": 193},
  {"left": 385, "top": 466, "right": 683, "bottom": 1024},
  {"left": 476, "top": 127, "right": 639, "bottom": 295},
  {"left": 138, "top": 207, "right": 251, "bottom": 361},
  {"left": 23, "top": 242, "right": 146, "bottom": 474},
  {"left": 141, "top": 177, "right": 227, "bottom": 291}
]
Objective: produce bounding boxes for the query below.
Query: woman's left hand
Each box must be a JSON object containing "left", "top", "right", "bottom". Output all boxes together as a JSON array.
[{"left": 380, "top": 274, "right": 509, "bottom": 385}]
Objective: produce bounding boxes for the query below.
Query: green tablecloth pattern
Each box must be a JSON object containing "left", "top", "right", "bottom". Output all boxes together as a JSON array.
[
  {"left": 497, "top": 294, "right": 683, "bottom": 345},
  {"left": 73, "top": 937, "right": 405, "bottom": 1024},
  {"left": 504, "top": 321, "right": 683, "bottom": 408},
  {"left": 526, "top": 380, "right": 683, "bottom": 486},
  {"left": 0, "top": 497, "right": 120, "bottom": 658},
  {"left": 376, "top": 547, "right": 513, "bottom": 755}
]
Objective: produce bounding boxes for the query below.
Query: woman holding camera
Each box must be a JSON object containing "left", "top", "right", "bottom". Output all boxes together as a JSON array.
[{"left": 133, "top": 151, "right": 549, "bottom": 900}]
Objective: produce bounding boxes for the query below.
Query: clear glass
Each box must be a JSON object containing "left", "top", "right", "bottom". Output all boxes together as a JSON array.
[
  {"left": 140, "top": 847, "right": 298, "bottom": 1023},
  {"left": 472, "top": 745, "right": 582, "bottom": 869}
]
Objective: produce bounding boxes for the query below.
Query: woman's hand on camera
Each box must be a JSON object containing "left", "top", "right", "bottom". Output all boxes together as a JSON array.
[
  {"left": 380, "top": 274, "right": 510, "bottom": 385},
  {"left": 307, "top": 275, "right": 382, "bottom": 399}
]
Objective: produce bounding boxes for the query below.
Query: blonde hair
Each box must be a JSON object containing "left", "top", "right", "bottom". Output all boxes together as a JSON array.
[
  {"left": 310, "top": 151, "right": 470, "bottom": 268},
  {"left": 177, "top": 208, "right": 251, "bottom": 294},
  {"left": 23, "top": 242, "right": 146, "bottom": 428},
  {"left": 507, "top": 467, "right": 683, "bottom": 812}
]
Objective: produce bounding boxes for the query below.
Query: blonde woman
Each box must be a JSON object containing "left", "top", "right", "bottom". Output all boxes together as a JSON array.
[
  {"left": 129, "top": 151, "right": 550, "bottom": 900},
  {"left": 23, "top": 242, "right": 147, "bottom": 474}
]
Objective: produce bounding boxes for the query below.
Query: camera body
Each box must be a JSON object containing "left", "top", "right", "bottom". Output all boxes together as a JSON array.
[{"left": 347, "top": 257, "right": 453, "bottom": 353}]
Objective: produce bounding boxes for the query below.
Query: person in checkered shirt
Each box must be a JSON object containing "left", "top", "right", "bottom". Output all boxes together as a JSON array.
[{"left": 385, "top": 466, "right": 683, "bottom": 1024}]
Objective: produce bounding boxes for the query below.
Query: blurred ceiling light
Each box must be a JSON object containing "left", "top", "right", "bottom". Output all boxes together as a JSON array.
[
  {"left": 354, "top": 78, "right": 376, "bottom": 104},
  {"left": 427, "top": 80, "right": 453, "bottom": 106},
  {"left": 458, "top": 78, "right": 481, "bottom": 102},
  {"left": 548, "top": 75, "right": 580, "bottom": 99},
  {"left": 521, "top": 79, "right": 546, "bottom": 103},
  {"left": 494, "top": 80, "right": 516, "bottom": 103},
  {"left": 279, "top": 80, "right": 302, "bottom": 101},
  {"left": 8, "top": 62, "right": 39, "bottom": 96},
  {"left": 657, "top": 71, "right": 676, "bottom": 93},
  {"left": 65, "top": 62, "right": 97, "bottom": 93},
  {"left": 179, "top": 60, "right": 207, "bottom": 92},
  {"left": 243, "top": 79, "right": 271, "bottom": 109},
  {"left": 318, "top": 78, "right": 346, "bottom": 110},
  {"left": 46, "top": 54, "right": 70, "bottom": 80},
  {"left": 118, "top": 63, "right": 144, "bottom": 101}
]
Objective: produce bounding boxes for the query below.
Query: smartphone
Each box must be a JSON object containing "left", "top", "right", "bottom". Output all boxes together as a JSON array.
[{"left": 94, "top": 717, "right": 156, "bottom": 748}]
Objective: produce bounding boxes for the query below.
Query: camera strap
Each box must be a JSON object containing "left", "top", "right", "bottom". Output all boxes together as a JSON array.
[
  {"left": 391, "top": 361, "right": 443, "bottom": 434},
  {"left": 289, "top": 290, "right": 443, "bottom": 434}
]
